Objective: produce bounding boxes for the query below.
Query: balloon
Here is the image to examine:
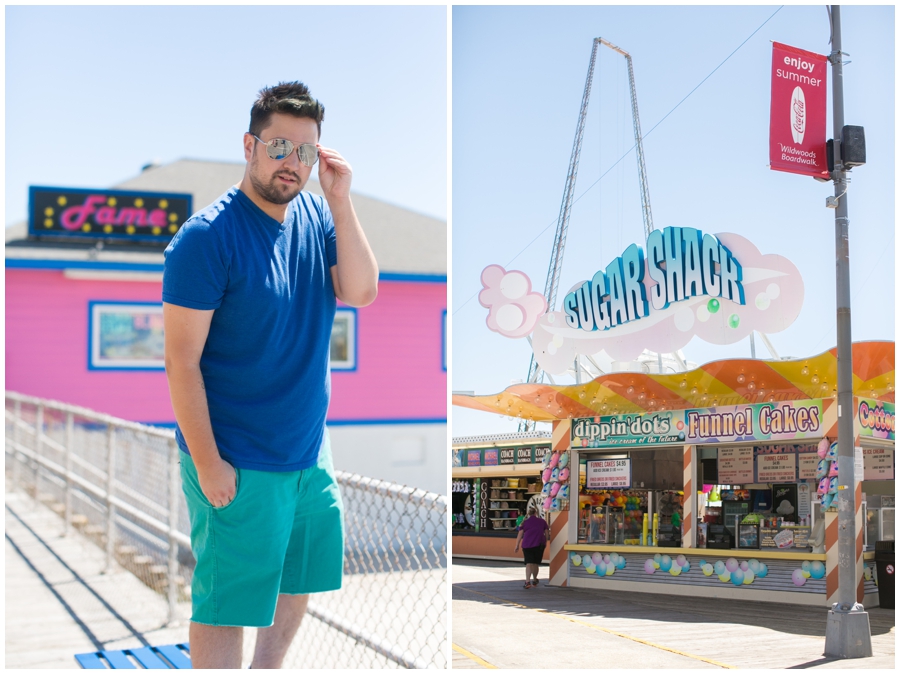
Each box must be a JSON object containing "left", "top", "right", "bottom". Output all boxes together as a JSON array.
[
  {"left": 702, "top": 563, "right": 714, "bottom": 576},
  {"left": 757, "top": 563, "right": 768, "bottom": 579},
  {"left": 801, "top": 560, "right": 811, "bottom": 573},
  {"left": 748, "top": 559, "right": 761, "bottom": 574},
  {"left": 731, "top": 569, "right": 745, "bottom": 586},
  {"left": 616, "top": 556, "right": 627, "bottom": 569},
  {"left": 718, "top": 573, "right": 731, "bottom": 583},
  {"left": 603, "top": 554, "right": 611, "bottom": 565},
  {"left": 644, "top": 559, "right": 656, "bottom": 574},
  {"left": 743, "top": 569, "right": 755, "bottom": 585},
  {"left": 676, "top": 555, "right": 687, "bottom": 567},
  {"left": 725, "top": 558, "right": 739, "bottom": 573},
  {"left": 571, "top": 554, "right": 582, "bottom": 567},
  {"left": 669, "top": 564, "right": 682, "bottom": 576},
  {"left": 591, "top": 552, "right": 603, "bottom": 566},
  {"left": 660, "top": 555, "right": 673, "bottom": 572},
  {"left": 653, "top": 553, "right": 661, "bottom": 563},
  {"left": 597, "top": 561, "right": 607, "bottom": 576},
  {"left": 714, "top": 560, "right": 726, "bottom": 575},
  {"left": 606, "top": 565, "right": 615, "bottom": 576},
  {"left": 586, "top": 562, "right": 596, "bottom": 574},
  {"left": 740, "top": 561, "right": 749, "bottom": 572},
  {"left": 682, "top": 561, "right": 691, "bottom": 573},
  {"left": 810, "top": 561, "right": 825, "bottom": 579},
  {"left": 801, "top": 570, "right": 811, "bottom": 578},
  {"left": 792, "top": 569, "right": 806, "bottom": 587}
]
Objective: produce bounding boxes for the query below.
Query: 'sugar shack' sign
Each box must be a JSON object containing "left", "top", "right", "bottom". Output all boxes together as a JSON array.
[{"left": 479, "top": 229, "right": 804, "bottom": 374}]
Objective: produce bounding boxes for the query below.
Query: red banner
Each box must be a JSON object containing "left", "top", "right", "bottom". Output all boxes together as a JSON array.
[{"left": 769, "top": 42, "right": 829, "bottom": 178}]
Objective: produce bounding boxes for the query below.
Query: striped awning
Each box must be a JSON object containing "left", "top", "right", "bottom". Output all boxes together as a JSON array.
[{"left": 452, "top": 341, "right": 894, "bottom": 423}]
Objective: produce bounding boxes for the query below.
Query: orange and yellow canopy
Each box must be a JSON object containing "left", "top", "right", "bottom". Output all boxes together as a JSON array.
[{"left": 452, "top": 341, "right": 894, "bottom": 423}]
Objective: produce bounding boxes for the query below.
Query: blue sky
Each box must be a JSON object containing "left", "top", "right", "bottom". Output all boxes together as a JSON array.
[
  {"left": 452, "top": 5, "right": 894, "bottom": 437},
  {"left": 5, "top": 5, "right": 447, "bottom": 224}
]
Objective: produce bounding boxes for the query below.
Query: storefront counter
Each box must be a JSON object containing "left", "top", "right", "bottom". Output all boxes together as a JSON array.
[
  {"left": 453, "top": 531, "right": 550, "bottom": 563},
  {"left": 565, "top": 544, "right": 826, "bottom": 562},
  {"left": 562, "top": 544, "right": 878, "bottom": 607}
]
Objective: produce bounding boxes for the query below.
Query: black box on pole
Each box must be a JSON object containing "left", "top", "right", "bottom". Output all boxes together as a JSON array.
[{"left": 841, "top": 125, "right": 866, "bottom": 167}]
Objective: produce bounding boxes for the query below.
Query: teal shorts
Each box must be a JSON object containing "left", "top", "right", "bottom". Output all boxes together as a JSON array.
[{"left": 181, "top": 433, "right": 344, "bottom": 627}]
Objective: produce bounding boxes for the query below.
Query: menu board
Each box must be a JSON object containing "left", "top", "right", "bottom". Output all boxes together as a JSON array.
[
  {"left": 718, "top": 446, "right": 754, "bottom": 484},
  {"left": 798, "top": 453, "right": 819, "bottom": 480},
  {"left": 797, "top": 483, "right": 811, "bottom": 521},
  {"left": 757, "top": 452, "right": 797, "bottom": 482},
  {"left": 863, "top": 447, "right": 894, "bottom": 480},
  {"left": 586, "top": 459, "right": 631, "bottom": 489},
  {"left": 760, "top": 525, "right": 811, "bottom": 549}
]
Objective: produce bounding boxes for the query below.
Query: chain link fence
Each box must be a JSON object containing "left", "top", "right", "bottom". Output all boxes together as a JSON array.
[{"left": 5, "top": 391, "right": 447, "bottom": 668}]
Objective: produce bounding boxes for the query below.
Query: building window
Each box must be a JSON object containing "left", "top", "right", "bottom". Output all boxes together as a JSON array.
[
  {"left": 331, "top": 308, "right": 357, "bottom": 371},
  {"left": 88, "top": 302, "right": 165, "bottom": 370}
]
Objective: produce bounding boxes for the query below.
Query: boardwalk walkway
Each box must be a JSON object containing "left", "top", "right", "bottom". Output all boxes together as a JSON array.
[
  {"left": 5, "top": 488, "right": 187, "bottom": 669},
  {"left": 452, "top": 558, "right": 895, "bottom": 670}
]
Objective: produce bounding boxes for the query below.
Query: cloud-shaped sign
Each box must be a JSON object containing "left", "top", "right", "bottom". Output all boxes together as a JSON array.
[
  {"left": 531, "top": 233, "right": 804, "bottom": 373},
  {"left": 479, "top": 264, "right": 547, "bottom": 338}
]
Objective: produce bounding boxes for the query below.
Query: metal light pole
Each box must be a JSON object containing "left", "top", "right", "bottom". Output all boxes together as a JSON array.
[{"left": 823, "top": 5, "right": 872, "bottom": 658}]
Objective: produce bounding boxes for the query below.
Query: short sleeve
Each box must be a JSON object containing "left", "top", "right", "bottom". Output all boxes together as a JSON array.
[
  {"left": 324, "top": 206, "right": 337, "bottom": 268},
  {"left": 163, "top": 218, "right": 228, "bottom": 310}
]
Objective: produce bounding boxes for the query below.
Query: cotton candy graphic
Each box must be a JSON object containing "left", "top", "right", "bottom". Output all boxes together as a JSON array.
[{"left": 479, "top": 265, "right": 547, "bottom": 338}]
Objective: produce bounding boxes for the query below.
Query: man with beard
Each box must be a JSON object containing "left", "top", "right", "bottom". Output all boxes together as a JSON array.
[{"left": 162, "top": 81, "right": 378, "bottom": 668}]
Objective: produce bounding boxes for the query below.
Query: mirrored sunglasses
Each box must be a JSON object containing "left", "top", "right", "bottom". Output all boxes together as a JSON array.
[{"left": 252, "top": 135, "right": 318, "bottom": 167}]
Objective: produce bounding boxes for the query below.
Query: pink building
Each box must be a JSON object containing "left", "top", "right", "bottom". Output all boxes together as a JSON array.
[{"left": 6, "top": 160, "right": 447, "bottom": 493}]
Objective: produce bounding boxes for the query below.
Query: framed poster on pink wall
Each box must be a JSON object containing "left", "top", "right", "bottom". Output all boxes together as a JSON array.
[{"left": 88, "top": 301, "right": 165, "bottom": 370}]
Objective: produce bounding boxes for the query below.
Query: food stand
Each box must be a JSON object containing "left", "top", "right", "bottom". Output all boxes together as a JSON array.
[{"left": 453, "top": 341, "right": 894, "bottom": 606}]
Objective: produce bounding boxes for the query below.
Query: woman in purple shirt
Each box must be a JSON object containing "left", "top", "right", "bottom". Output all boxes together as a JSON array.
[{"left": 514, "top": 506, "right": 550, "bottom": 588}]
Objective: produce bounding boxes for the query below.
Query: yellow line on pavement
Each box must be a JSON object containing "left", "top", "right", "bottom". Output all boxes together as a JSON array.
[
  {"left": 455, "top": 585, "right": 736, "bottom": 669},
  {"left": 452, "top": 643, "right": 498, "bottom": 669}
]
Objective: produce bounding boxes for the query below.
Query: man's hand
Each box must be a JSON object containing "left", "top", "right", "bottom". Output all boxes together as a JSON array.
[
  {"left": 317, "top": 145, "right": 353, "bottom": 203},
  {"left": 196, "top": 457, "right": 237, "bottom": 508}
]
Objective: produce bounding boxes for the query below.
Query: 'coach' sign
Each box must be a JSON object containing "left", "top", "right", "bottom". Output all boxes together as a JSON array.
[{"left": 29, "top": 186, "right": 192, "bottom": 243}]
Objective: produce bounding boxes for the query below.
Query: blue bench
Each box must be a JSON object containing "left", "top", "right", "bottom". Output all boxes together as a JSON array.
[{"left": 75, "top": 643, "right": 191, "bottom": 669}]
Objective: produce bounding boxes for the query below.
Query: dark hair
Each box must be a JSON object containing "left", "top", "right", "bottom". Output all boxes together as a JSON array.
[{"left": 249, "top": 81, "right": 324, "bottom": 138}]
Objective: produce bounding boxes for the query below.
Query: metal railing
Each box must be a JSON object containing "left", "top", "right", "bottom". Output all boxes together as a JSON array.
[{"left": 5, "top": 391, "right": 447, "bottom": 668}]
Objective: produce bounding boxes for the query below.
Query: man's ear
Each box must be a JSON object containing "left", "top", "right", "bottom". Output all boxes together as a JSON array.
[{"left": 243, "top": 133, "right": 255, "bottom": 162}]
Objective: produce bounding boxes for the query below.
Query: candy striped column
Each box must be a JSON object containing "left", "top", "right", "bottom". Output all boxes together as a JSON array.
[
  {"left": 682, "top": 445, "right": 696, "bottom": 547},
  {"left": 823, "top": 417, "right": 865, "bottom": 606},
  {"left": 548, "top": 419, "right": 571, "bottom": 587},
  {"left": 825, "top": 507, "right": 839, "bottom": 605}
]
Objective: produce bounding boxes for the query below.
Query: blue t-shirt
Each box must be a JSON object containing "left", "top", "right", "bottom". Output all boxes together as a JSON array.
[{"left": 162, "top": 187, "right": 337, "bottom": 471}]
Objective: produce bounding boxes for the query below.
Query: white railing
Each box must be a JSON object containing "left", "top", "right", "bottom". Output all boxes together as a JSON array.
[{"left": 5, "top": 391, "right": 447, "bottom": 668}]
